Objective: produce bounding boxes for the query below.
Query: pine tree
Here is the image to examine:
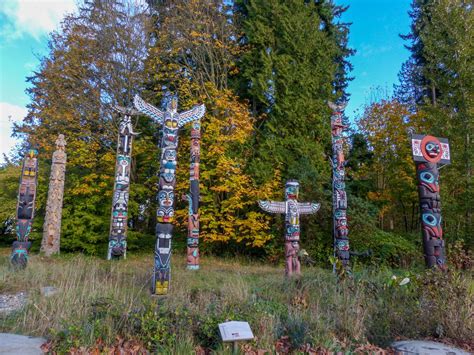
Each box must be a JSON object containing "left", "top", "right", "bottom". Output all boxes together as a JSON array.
[
  {"left": 397, "top": 0, "right": 473, "bottom": 244},
  {"left": 234, "top": 0, "right": 353, "bottom": 187}
]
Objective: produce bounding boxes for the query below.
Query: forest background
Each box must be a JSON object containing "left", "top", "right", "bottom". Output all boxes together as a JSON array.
[{"left": 0, "top": 0, "right": 472, "bottom": 268}]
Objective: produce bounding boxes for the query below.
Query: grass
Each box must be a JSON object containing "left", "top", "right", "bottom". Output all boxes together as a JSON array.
[{"left": 0, "top": 247, "right": 473, "bottom": 353}]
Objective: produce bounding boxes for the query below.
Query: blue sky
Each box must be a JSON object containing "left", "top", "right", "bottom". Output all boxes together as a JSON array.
[
  {"left": 0, "top": 0, "right": 412, "bottom": 163},
  {"left": 337, "top": 0, "right": 412, "bottom": 119},
  {"left": 0, "top": 0, "right": 77, "bottom": 162}
]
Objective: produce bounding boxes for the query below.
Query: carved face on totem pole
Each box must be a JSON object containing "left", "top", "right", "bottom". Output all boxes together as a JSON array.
[
  {"left": 412, "top": 135, "right": 450, "bottom": 165},
  {"left": 23, "top": 149, "right": 38, "bottom": 176},
  {"left": 161, "top": 150, "right": 177, "bottom": 184},
  {"left": 157, "top": 189, "right": 174, "bottom": 222},
  {"left": 285, "top": 180, "right": 299, "bottom": 200},
  {"left": 116, "top": 155, "right": 130, "bottom": 188},
  {"left": 55, "top": 134, "right": 66, "bottom": 151},
  {"left": 18, "top": 186, "right": 34, "bottom": 220},
  {"left": 285, "top": 181, "right": 300, "bottom": 240},
  {"left": 109, "top": 235, "right": 127, "bottom": 257},
  {"left": 162, "top": 96, "right": 179, "bottom": 136},
  {"left": 418, "top": 163, "right": 440, "bottom": 196},
  {"left": 334, "top": 209, "right": 348, "bottom": 238}
]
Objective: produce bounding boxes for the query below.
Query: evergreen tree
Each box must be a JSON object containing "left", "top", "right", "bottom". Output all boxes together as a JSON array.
[
  {"left": 234, "top": 0, "right": 353, "bottom": 188},
  {"left": 396, "top": 0, "right": 473, "bottom": 244},
  {"left": 232, "top": 0, "right": 353, "bottom": 261}
]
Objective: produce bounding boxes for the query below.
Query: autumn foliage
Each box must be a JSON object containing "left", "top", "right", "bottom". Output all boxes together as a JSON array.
[{"left": 2, "top": 0, "right": 470, "bottom": 262}]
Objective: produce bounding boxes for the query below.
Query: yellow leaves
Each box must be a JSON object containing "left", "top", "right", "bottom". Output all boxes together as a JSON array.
[
  {"left": 358, "top": 99, "right": 431, "bottom": 220},
  {"left": 165, "top": 83, "right": 280, "bottom": 248}
]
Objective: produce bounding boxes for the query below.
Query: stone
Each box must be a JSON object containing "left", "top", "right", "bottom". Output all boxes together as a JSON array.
[
  {"left": 391, "top": 340, "right": 470, "bottom": 355},
  {"left": 0, "top": 292, "right": 27, "bottom": 315},
  {"left": 40, "top": 286, "right": 58, "bottom": 297},
  {"left": 0, "top": 333, "right": 46, "bottom": 355}
]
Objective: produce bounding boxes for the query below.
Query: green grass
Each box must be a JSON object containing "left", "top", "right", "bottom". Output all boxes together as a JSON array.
[{"left": 0, "top": 248, "right": 472, "bottom": 353}]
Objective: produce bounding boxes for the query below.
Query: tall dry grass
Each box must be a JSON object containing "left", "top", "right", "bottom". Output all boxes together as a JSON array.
[{"left": 0, "top": 248, "right": 472, "bottom": 353}]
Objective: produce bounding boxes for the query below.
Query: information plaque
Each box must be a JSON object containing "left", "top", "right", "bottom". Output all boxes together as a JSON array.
[{"left": 218, "top": 321, "right": 254, "bottom": 342}]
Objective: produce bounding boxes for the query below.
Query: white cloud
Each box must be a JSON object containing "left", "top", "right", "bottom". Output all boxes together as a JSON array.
[
  {"left": 0, "top": 102, "right": 28, "bottom": 162},
  {"left": 359, "top": 44, "right": 393, "bottom": 58},
  {"left": 0, "top": 0, "right": 77, "bottom": 41}
]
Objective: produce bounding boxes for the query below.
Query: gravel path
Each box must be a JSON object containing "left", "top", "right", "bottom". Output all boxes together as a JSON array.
[{"left": 0, "top": 292, "right": 27, "bottom": 315}]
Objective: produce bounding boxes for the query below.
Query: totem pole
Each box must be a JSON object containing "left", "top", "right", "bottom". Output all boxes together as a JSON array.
[
  {"left": 259, "top": 180, "right": 320, "bottom": 276},
  {"left": 11, "top": 147, "right": 39, "bottom": 267},
  {"left": 328, "top": 101, "right": 350, "bottom": 268},
  {"left": 107, "top": 106, "right": 139, "bottom": 260},
  {"left": 411, "top": 134, "right": 451, "bottom": 269},
  {"left": 41, "top": 134, "right": 67, "bottom": 256},
  {"left": 134, "top": 94, "right": 205, "bottom": 294},
  {"left": 185, "top": 120, "right": 201, "bottom": 270}
]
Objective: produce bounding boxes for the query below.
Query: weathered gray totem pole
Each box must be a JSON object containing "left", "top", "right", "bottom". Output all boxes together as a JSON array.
[
  {"left": 259, "top": 180, "right": 320, "bottom": 276},
  {"left": 134, "top": 94, "right": 205, "bottom": 295},
  {"left": 411, "top": 134, "right": 451, "bottom": 269},
  {"left": 107, "top": 107, "right": 138, "bottom": 260},
  {"left": 11, "top": 147, "right": 39, "bottom": 267},
  {"left": 185, "top": 120, "right": 201, "bottom": 270},
  {"left": 328, "top": 102, "right": 350, "bottom": 268},
  {"left": 41, "top": 134, "right": 67, "bottom": 256}
]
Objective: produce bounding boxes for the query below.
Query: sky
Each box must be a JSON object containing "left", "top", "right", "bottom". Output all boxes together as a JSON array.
[
  {"left": 0, "top": 0, "right": 412, "bottom": 164},
  {"left": 337, "top": 0, "right": 412, "bottom": 119}
]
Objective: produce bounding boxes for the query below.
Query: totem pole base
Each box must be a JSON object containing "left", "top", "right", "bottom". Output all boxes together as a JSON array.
[
  {"left": 153, "top": 265, "right": 171, "bottom": 295},
  {"left": 10, "top": 241, "right": 31, "bottom": 269},
  {"left": 285, "top": 241, "right": 301, "bottom": 277},
  {"left": 154, "top": 281, "right": 169, "bottom": 295}
]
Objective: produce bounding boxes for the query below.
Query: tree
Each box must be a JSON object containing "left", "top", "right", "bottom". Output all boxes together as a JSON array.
[
  {"left": 357, "top": 98, "right": 428, "bottom": 233},
  {"left": 15, "top": 0, "right": 153, "bottom": 253},
  {"left": 233, "top": 0, "right": 353, "bottom": 187},
  {"left": 397, "top": 0, "right": 473, "bottom": 244},
  {"left": 145, "top": 0, "right": 281, "bottom": 250},
  {"left": 0, "top": 163, "right": 21, "bottom": 241}
]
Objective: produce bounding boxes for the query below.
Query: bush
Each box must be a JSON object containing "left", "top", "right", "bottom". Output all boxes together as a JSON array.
[{"left": 351, "top": 230, "right": 421, "bottom": 268}]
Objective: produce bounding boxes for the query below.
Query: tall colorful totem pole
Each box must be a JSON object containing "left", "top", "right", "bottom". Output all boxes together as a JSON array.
[
  {"left": 134, "top": 94, "right": 205, "bottom": 295},
  {"left": 259, "top": 180, "right": 320, "bottom": 276},
  {"left": 185, "top": 120, "right": 201, "bottom": 270},
  {"left": 41, "top": 134, "right": 67, "bottom": 256},
  {"left": 11, "top": 147, "right": 39, "bottom": 267},
  {"left": 411, "top": 134, "right": 451, "bottom": 269},
  {"left": 107, "top": 106, "right": 138, "bottom": 260},
  {"left": 328, "top": 101, "right": 350, "bottom": 268}
]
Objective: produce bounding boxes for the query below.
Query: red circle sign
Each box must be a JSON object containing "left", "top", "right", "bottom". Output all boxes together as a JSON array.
[{"left": 420, "top": 135, "right": 443, "bottom": 163}]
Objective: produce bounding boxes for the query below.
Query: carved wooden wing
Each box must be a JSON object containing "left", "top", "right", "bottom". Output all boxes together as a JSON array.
[
  {"left": 133, "top": 95, "right": 164, "bottom": 124},
  {"left": 258, "top": 200, "right": 286, "bottom": 214},
  {"left": 298, "top": 202, "right": 320, "bottom": 215},
  {"left": 178, "top": 104, "right": 206, "bottom": 128}
]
